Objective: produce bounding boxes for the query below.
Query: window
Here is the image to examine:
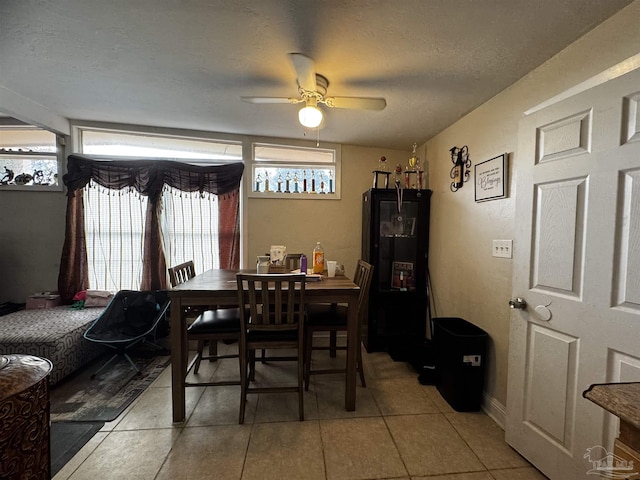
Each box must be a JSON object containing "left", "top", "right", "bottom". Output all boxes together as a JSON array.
[
  {"left": 76, "top": 126, "right": 242, "bottom": 290},
  {"left": 249, "top": 142, "right": 341, "bottom": 199},
  {"left": 84, "top": 185, "right": 147, "bottom": 290},
  {"left": 0, "top": 125, "right": 60, "bottom": 190}
]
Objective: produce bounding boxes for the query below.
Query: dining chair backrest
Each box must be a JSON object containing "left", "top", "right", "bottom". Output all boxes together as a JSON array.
[
  {"left": 168, "top": 261, "right": 196, "bottom": 287},
  {"left": 354, "top": 260, "right": 374, "bottom": 317},
  {"left": 236, "top": 274, "right": 306, "bottom": 333}
]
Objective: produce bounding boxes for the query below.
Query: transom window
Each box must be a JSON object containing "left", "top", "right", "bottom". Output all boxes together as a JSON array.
[
  {"left": 249, "top": 142, "right": 341, "bottom": 199},
  {"left": 79, "top": 128, "right": 242, "bottom": 163}
]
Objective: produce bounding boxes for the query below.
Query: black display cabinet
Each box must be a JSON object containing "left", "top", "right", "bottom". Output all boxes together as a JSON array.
[{"left": 361, "top": 188, "right": 432, "bottom": 357}]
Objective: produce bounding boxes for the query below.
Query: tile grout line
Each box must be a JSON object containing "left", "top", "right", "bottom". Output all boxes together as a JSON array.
[{"left": 441, "top": 411, "right": 491, "bottom": 475}]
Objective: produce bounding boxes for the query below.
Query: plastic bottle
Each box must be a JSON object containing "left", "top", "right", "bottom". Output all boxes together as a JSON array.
[
  {"left": 300, "top": 254, "right": 308, "bottom": 274},
  {"left": 312, "top": 242, "right": 324, "bottom": 274}
]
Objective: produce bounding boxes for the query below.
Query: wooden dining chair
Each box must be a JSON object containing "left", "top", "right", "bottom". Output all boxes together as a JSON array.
[
  {"left": 168, "top": 260, "right": 197, "bottom": 288},
  {"left": 303, "top": 259, "right": 373, "bottom": 391},
  {"left": 259, "top": 253, "right": 303, "bottom": 363},
  {"left": 168, "top": 261, "right": 241, "bottom": 381},
  {"left": 168, "top": 260, "right": 204, "bottom": 326},
  {"left": 236, "top": 273, "right": 306, "bottom": 423}
]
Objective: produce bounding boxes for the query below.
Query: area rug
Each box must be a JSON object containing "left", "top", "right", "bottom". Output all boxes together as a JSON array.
[
  {"left": 49, "top": 346, "right": 171, "bottom": 423},
  {"left": 50, "top": 421, "right": 105, "bottom": 476}
]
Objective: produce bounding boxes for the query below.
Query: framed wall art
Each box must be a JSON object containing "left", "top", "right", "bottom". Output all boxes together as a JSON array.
[
  {"left": 391, "top": 261, "right": 415, "bottom": 291},
  {"left": 474, "top": 153, "right": 507, "bottom": 202}
]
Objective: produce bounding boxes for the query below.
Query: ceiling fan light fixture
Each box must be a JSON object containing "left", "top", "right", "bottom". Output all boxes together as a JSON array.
[{"left": 298, "top": 103, "right": 323, "bottom": 128}]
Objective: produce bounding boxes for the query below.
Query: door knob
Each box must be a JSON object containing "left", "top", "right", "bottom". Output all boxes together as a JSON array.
[{"left": 509, "top": 297, "right": 527, "bottom": 310}]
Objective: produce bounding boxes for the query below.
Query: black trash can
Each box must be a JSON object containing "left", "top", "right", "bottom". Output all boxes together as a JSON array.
[{"left": 433, "top": 317, "right": 488, "bottom": 412}]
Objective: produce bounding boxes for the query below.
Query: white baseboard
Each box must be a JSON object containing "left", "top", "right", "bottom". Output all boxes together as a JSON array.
[{"left": 482, "top": 392, "right": 506, "bottom": 429}]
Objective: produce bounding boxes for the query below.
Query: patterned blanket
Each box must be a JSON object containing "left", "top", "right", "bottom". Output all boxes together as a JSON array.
[{"left": 0, "top": 306, "right": 105, "bottom": 385}]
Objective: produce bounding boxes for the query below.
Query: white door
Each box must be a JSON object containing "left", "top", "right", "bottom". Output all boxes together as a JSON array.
[{"left": 506, "top": 66, "right": 640, "bottom": 480}]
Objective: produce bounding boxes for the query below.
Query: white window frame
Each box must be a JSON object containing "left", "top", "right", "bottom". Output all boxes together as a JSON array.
[
  {"left": 73, "top": 124, "right": 243, "bottom": 165},
  {"left": 247, "top": 140, "right": 341, "bottom": 200}
]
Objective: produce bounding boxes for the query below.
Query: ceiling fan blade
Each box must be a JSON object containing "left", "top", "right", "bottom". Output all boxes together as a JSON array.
[
  {"left": 323, "top": 96, "right": 387, "bottom": 111},
  {"left": 289, "top": 53, "right": 317, "bottom": 92},
  {"left": 241, "top": 96, "right": 301, "bottom": 104}
]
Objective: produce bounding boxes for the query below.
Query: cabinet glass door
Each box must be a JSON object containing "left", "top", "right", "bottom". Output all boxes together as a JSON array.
[{"left": 377, "top": 200, "right": 419, "bottom": 292}]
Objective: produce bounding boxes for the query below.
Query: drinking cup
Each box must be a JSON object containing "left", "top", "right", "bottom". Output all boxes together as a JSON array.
[{"left": 326, "top": 260, "right": 337, "bottom": 277}]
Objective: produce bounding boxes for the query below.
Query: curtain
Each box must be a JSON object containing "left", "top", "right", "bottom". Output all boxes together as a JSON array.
[
  {"left": 58, "top": 154, "right": 244, "bottom": 303},
  {"left": 161, "top": 186, "right": 221, "bottom": 274},
  {"left": 58, "top": 188, "right": 89, "bottom": 302},
  {"left": 218, "top": 192, "right": 240, "bottom": 269}
]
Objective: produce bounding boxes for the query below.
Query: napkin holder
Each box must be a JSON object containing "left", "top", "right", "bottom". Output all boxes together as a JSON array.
[{"left": 268, "top": 265, "right": 288, "bottom": 274}]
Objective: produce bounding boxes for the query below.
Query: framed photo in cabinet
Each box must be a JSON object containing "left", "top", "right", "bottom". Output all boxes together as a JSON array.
[
  {"left": 403, "top": 217, "right": 416, "bottom": 236},
  {"left": 391, "top": 261, "right": 414, "bottom": 291},
  {"left": 380, "top": 220, "right": 403, "bottom": 237}
]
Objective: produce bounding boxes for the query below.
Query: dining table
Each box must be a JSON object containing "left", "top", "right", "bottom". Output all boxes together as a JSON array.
[{"left": 169, "top": 268, "right": 361, "bottom": 422}]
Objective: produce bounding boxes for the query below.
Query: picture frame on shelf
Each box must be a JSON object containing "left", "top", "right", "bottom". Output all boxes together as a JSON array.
[
  {"left": 380, "top": 220, "right": 403, "bottom": 237},
  {"left": 474, "top": 153, "right": 507, "bottom": 202},
  {"left": 391, "top": 261, "right": 415, "bottom": 291},
  {"left": 380, "top": 221, "right": 393, "bottom": 236},
  {"left": 403, "top": 217, "right": 416, "bottom": 236}
]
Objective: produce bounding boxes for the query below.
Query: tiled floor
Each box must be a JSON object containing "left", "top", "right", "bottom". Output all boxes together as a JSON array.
[{"left": 53, "top": 340, "right": 548, "bottom": 480}]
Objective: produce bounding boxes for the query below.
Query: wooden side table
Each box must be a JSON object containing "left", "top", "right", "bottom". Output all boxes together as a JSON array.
[
  {"left": 584, "top": 382, "right": 640, "bottom": 480},
  {"left": 0, "top": 354, "right": 53, "bottom": 480}
]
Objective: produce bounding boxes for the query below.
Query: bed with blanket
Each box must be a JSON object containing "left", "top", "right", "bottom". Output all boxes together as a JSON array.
[{"left": 0, "top": 306, "right": 106, "bottom": 385}]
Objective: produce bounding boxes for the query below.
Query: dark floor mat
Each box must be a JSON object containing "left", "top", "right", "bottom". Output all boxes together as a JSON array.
[
  {"left": 50, "top": 421, "right": 105, "bottom": 476},
  {"left": 49, "top": 342, "right": 170, "bottom": 422}
]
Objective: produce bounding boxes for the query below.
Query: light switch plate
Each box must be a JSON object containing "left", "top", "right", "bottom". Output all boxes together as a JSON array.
[{"left": 492, "top": 239, "right": 513, "bottom": 258}]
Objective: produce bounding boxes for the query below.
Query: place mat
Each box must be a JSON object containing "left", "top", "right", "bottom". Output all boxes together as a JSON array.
[{"left": 50, "top": 346, "right": 170, "bottom": 422}]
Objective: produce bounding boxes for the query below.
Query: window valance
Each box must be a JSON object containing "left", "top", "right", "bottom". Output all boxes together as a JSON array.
[
  {"left": 58, "top": 154, "right": 244, "bottom": 303},
  {"left": 64, "top": 154, "right": 244, "bottom": 197}
]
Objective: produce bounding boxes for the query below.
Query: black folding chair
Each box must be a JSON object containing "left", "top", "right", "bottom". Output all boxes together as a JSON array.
[{"left": 83, "top": 290, "right": 170, "bottom": 378}]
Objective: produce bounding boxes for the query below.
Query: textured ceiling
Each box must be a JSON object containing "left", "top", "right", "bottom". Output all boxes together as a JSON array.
[{"left": 0, "top": 0, "right": 634, "bottom": 150}]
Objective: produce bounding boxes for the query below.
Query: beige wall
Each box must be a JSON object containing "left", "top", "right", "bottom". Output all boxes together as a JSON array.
[
  {"left": 424, "top": 0, "right": 640, "bottom": 408},
  {"left": 0, "top": 189, "right": 67, "bottom": 302}
]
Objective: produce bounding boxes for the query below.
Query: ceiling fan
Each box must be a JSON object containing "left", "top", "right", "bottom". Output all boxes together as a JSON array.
[{"left": 241, "top": 53, "right": 387, "bottom": 128}]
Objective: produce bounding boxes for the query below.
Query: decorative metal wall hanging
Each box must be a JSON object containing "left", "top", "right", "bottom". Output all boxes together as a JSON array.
[{"left": 449, "top": 145, "right": 471, "bottom": 192}]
